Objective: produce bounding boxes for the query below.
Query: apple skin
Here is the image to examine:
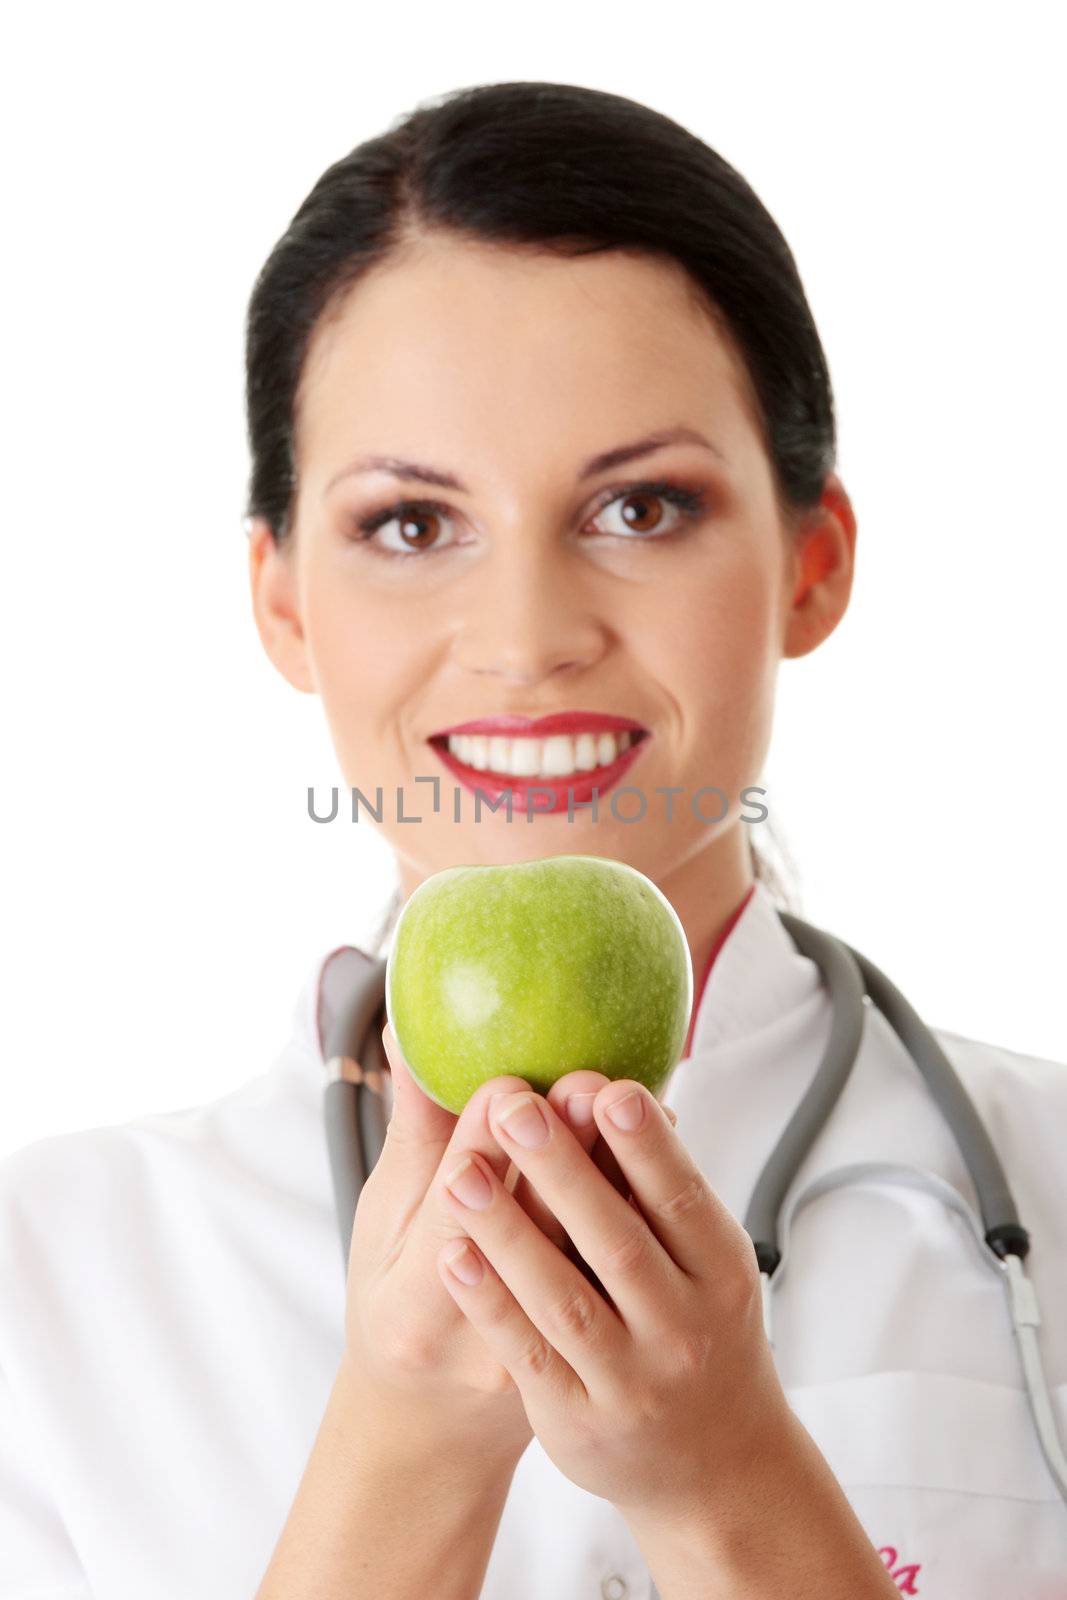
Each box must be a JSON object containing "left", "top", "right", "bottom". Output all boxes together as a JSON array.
[{"left": 384, "top": 854, "right": 693, "bottom": 1115}]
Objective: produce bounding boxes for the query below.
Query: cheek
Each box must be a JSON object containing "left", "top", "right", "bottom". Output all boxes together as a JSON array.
[
  {"left": 644, "top": 545, "right": 781, "bottom": 764},
  {"left": 648, "top": 543, "right": 780, "bottom": 686},
  {"left": 300, "top": 564, "right": 412, "bottom": 755}
]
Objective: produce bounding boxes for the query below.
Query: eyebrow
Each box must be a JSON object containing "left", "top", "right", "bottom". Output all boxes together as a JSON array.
[{"left": 322, "top": 425, "right": 726, "bottom": 499}]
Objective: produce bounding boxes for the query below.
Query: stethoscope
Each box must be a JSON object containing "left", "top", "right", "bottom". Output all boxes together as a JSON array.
[{"left": 321, "top": 907, "right": 1067, "bottom": 1524}]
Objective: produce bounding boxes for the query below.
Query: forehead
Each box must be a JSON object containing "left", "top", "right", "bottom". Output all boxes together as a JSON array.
[{"left": 295, "top": 233, "right": 763, "bottom": 480}]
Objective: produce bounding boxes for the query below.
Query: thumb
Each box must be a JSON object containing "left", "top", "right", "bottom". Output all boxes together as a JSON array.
[
  {"left": 380, "top": 1020, "right": 456, "bottom": 1148},
  {"left": 352, "top": 1022, "right": 459, "bottom": 1266}
]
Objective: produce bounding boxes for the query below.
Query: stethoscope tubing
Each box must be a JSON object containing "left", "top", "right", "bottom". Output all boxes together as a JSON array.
[{"left": 750, "top": 913, "right": 1028, "bottom": 1274}]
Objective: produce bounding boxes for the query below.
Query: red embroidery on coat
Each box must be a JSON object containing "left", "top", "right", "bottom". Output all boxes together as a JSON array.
[{"left": 877, "top": 1545, "right": 922, "bottom": 1593}]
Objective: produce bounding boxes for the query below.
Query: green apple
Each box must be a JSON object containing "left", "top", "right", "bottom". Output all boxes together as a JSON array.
[{"left": 384, "top": 854, "right": 693, "bottom": 1114}]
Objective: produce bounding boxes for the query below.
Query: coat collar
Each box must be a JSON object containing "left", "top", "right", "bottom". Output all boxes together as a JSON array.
[{"left": 687, "top": 879, "right": 822, "bottom": 1060}]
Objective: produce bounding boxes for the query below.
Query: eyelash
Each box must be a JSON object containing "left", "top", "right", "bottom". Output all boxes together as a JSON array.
[{"left": 346, "top": 477, "right": 711, "bottom": 560}]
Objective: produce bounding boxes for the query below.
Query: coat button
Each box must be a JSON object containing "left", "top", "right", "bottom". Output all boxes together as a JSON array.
[{"left": 601, "top": 1576, "right": 628, "bottom": 1599}]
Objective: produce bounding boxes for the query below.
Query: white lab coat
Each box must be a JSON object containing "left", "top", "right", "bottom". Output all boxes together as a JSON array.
[{"left": 2, "top": 880, "right": 1066, "bottom": 1598}]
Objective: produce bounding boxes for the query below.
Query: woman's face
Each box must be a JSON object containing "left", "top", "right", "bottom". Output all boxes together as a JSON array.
[{"left": 249, "top": 232, "right": 855, "bottom": 945}]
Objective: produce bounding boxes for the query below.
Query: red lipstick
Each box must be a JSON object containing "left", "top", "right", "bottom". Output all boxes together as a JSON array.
[{"left": 432, "top": 711, "right": 647, "bottom": 738}]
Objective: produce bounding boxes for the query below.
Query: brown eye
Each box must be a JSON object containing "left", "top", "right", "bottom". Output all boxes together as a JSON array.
[
  {"left": 590, "top": 481, "right": 707, "bottom": 540},
  {"left": 618, "top": 491, "right": 667, "bottom": 533},
  {"left": 393, "top": 508, "right": 442, "bottom": 550},
  {"left": 352, "top": 500, "right": 458, "bottom": 558}
]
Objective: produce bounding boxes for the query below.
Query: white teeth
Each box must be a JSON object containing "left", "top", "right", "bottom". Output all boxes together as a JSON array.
[
  {"left": 510, "top": 740, "right": 542, "bottom": 777},
  {"left": 540, "top": 735, "right": 578, "bottom": 777},
  {"left": 488, "top": 735, "right": 510, "bottom": 770},
  {"left": 573, "top": 732, "right": 600, "bottom": 771},
  {"left": 445, "top": 729, "right": 638, "bottom": 779}
]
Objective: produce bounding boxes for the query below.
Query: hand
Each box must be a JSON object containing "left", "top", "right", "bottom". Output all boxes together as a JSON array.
[
  {"left": 341, "top": 1020, "right": 648, "bottom": 1469},
  {"left": 435, "top": 1078, "right": 791, "bottom": 1526}
]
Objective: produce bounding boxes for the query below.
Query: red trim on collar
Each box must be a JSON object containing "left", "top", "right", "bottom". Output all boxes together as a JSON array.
[{"left": 681, "top": 883, "right": 757, "bottom": 1059}]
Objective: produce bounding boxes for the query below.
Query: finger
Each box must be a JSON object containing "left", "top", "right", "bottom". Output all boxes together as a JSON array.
[
  {"left": 496, "top": 1086, "right": 679, "bottom": 1302},
  {"left": 435, "top": 1231, "right": 582, "bottom": 1415},
  {"left": 483, "top": 1086, "right": 680, "bottom": 1341},
  {"left": 594, "top": 1101, "right": 677, "bottom": 1199},
  {"left": 436, "top": 1146, "right": 626, "bottom": 1393},
  {"left": 350, "top": 1024, "right": 456, "bottom": 1256},
  {"left": 509, "top": 1071, "right": 611, "bottom": 1251},
  {"left": 590, "top": 1080, "right": 731, "bottom": 1283},
  {"left": 567, "top": 1102, "right": 678, "bottom": 1303},
  {"left": 517, "top": 1083, "right": 674, "bottom": 1217},
  {"left": 376, "top": 1024, "right": 534, "bottom": 1260},
  {"left": 511, "top": 1088, "right": 677, "bottom": 1269},
  {"left": 379, "top": 1020, "right": 455, "bottom": 1154},
  {"left": 508, "top": 1076, "right": 670, "bottom": 1288},
  {"left": 485, "top": 1085, "right": 715, "bottom": 1331}
]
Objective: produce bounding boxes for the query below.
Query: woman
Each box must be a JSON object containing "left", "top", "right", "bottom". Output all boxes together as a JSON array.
[{"left": 2, "top": 80, "right": 1065, "bottom": 1600}]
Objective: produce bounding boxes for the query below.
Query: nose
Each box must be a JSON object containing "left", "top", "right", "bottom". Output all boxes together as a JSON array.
[{"left": 449, "top": 538, "right": 607, "bottom": 685}]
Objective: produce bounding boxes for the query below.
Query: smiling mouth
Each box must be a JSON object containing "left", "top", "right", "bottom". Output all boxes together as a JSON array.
[{"left": 427, "top": 727, "right": 650, "bottom": 784}]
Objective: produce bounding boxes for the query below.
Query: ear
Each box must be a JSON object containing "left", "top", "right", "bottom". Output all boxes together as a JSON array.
[
  {"left": 246, "top": 516, "right": 316, "bottom": 694},
  {"left": 781, "top": 472, "right": 858, "bottom": 661}
]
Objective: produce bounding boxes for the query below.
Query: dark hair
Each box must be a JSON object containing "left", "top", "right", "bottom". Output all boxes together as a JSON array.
[{"left": 243, "top": 79, "right": 832, "bottom": 921}]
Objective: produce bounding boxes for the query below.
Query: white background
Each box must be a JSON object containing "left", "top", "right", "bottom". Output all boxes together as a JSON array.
[{"left": 2, "top": 2, "right": 1064, "bottom": 1159}]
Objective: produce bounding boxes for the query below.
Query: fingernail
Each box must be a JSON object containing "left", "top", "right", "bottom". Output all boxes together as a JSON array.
[
  {"left": 606, "top": 1089, "right": 645, "bottom": 1131},
  {"left": 491, "top": 1092, "right": 549, "bottom": 1148},
  {"left": 443, "top": 1154, "right": 493, "bottom": 1209},
  {"left": 443, "top": 1240, "right": 484, "bottom": 1285},
  {"left": 566, "top": 1092, "right": 597, "bottom": 1128}
]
